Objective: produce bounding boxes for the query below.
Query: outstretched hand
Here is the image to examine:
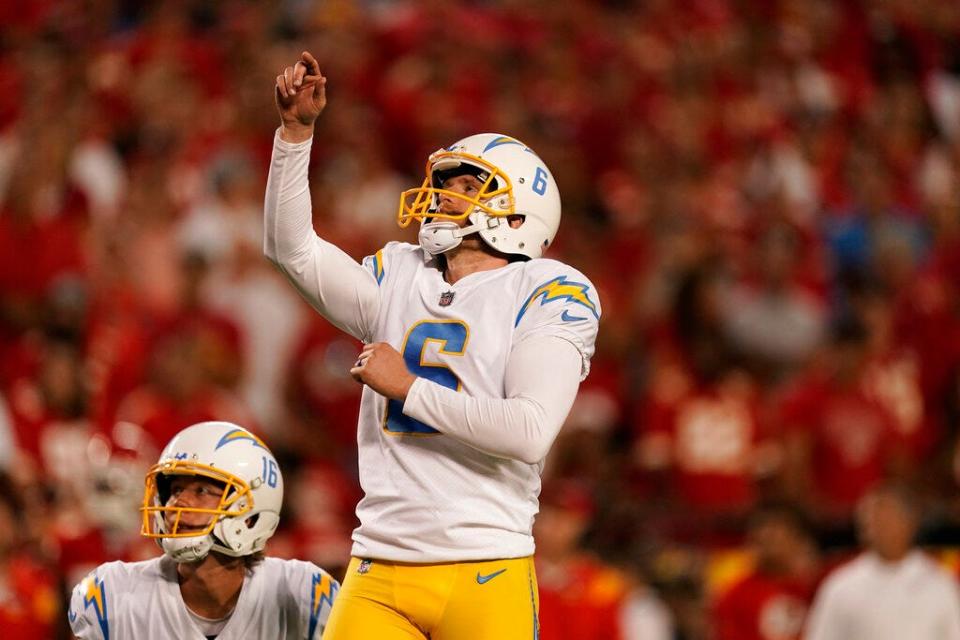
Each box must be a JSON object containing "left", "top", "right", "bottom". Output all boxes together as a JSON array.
[{"left": 275, "top": 51, "right": 326, "bottom": 142}]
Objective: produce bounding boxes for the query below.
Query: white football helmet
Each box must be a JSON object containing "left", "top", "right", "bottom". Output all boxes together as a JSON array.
[
  {"left": 397, "top": 133, "right": 561, "bottom": 259},
  {"left": 140, "top": 421, "right": 283, "bottom": 563}
]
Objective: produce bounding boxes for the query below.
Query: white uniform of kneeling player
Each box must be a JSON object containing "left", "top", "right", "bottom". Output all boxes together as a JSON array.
[{"left": 68, "top": 421, "right": 339, "bottom": 640}]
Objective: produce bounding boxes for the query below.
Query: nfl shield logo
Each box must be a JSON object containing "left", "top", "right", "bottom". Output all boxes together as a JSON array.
[
  {"left": 439, "top": 291, "right": 455, "bottom": 307},
  {"left": 357, "top": 559, "right": 372, "bottom": 575}
]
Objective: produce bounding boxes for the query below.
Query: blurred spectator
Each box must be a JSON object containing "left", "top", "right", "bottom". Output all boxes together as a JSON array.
[
  {"left": 805, "top": 482, "right": 960, "bottom": 640},
  {"left": 544, "top": 376, "right": 623, "bottom": 487},
  {"left": 0, "top": 473, "right": 60, "bottom": 638},
  {"left": 777, "top": 318, "right": 907, "bottom": 530},
  {"left": 617, "top": 546, "right": 675, "bottom": 640},
  {"left": 6, "top": 335, "right": 91, "bottom": 473},
  {"left": 723, "top": 224, "right": 826, "bottom": 383},
  {"left": 0, "top": 145, "right": 89, "bottom": 342},
  {"left": 854, "top": 280, "right": 939, "bottom": 465},
  {"left": 535, "top": 480, "right": 627, "bottom": 640},
  {"left": 283, "top": 317, "right": 362, "bottom": 462},
  {"left": 712, "top": 503, "right": 821, "bottom": 640},
  {"left": 634, "top": 262, "right": 778, "bottom": 540},
  {"left": 177, "top": 152, "right": 262, "bottom": 266},
  {"left": 113, "top": 325, "right": 253, "bottom": 453},
  {"left": 823, "top": 145, "right": 927, "bottom": 294},
  {"left": 198, "top": 215, "right": 308, "bottom": 435}
]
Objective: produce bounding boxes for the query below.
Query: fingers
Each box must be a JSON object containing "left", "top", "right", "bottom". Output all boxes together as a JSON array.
[
  {"left": 277, "top": 56, "right": 326, "bottom": 102},
  {"left": 293, "top": 61, "right": 307, "bottom": 88},
  {"left": 298, "top": 51, "right": 326, "bottom": 89},
  {"left": 276, "top": 71, "right": 291, "bottom": 99},
  {"left": 283, "top": 65, "right": 298, "bottom": 95},
  {"left": 350, "top": 344, "right": 376, "bottom": 381},
  {"left": 349, "top": 354, "right": 364, "bottom": 381},
  {"left": 301, "top": 51, "right": 320, "bottom": 76}
]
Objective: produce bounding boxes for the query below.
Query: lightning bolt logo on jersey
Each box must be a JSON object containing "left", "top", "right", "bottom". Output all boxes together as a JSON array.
[
  {"left": 308, "top": 572, "right": 339, "bottom": 639},
  {"left": 78, "top": 574, "right": 109, "bottom": 639},
  {"left": 515, "top": 276, "right": 600, "bottom": 326},
  {"left": 356, "top": 242, "right": 601, "bottom": 563}
]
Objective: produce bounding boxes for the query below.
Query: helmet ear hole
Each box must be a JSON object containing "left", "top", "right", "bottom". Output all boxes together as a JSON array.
[
  {"left": 506, "top": 215, "right": 525, "bottom": 229},
  {"left": 245, "top": 513, "right": 260, "bottom": 529}
]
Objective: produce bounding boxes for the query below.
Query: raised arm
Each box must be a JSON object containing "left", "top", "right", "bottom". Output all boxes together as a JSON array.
[{"left": 264, "top": 51, "right": 380, "bottom": 341}]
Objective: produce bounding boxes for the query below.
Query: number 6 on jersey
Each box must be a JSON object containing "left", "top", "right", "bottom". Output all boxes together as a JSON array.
[{"left": 384, "top": 320, "right": 469, "bottom": 434}]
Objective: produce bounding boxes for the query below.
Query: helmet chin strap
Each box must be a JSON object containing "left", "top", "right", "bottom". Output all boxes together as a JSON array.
[
  {"left": 418, "top": 218, "right": 497, "bottom": 256},
  {"left": 160, "top": 533, "right": 214, "bottom": 563}
]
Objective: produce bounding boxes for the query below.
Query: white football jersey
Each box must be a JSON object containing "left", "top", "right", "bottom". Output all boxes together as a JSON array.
[
  {"left": 353, "top": 242, "right": 600, "bottom": 562},
  {"left": 68, "top": 556, "right": 339, "bottom": 640}
]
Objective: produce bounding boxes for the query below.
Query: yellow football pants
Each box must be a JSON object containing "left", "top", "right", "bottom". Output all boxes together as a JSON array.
[{"left": 322, "top": 556, "right": 540, "bottom": 639}]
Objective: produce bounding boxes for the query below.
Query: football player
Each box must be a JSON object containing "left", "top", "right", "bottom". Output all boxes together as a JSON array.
[
  {"left": 266, "top": 52, "right": 601, "bottom": 639},
  {"left": 68, "top": 421, "right": 339, "bottom": 639}
]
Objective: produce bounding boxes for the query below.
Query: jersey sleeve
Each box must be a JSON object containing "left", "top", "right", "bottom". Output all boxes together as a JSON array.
[
  {"left": 68, "top": 564, "right": 118, "bottom": 640},
  {"left": 513, "top": 261, "right": 601, "bottom": 380},
  {"left": 360, "top": 241, "right": 419, "bottom": 292},
  {"left": 284, "top": 560, "right": 340, "bottom": 640}
]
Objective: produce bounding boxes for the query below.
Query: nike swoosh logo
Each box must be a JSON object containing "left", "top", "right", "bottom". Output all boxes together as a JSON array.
[
  {"left": 68, "top": 610, "right": 77, "bottom": 622},
  {"left": 561, "top": 310, "right": 587, "bottom": 322},
  {"left": 476, "top": 568, "right": 507, "bottom": 584}
]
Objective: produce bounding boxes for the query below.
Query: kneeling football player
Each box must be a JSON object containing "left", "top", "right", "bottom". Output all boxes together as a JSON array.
[{"left": 69, "top": 421, "right": 339, "bottom": 639}]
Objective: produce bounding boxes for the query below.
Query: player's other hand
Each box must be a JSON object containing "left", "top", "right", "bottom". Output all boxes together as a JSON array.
[
  {"left": 275, "top": 51, "right": 326, "bottom": 142},
  {"left": 351, "top": 343, "right": 417, "bottom": 402}
]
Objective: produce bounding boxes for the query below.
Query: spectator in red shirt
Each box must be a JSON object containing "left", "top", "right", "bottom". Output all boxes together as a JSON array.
[
  {"left": 0, "top": 474, "right": 60, "bottom": 639},
  {"left": 713, "top": 503, "right": 822, "bottom": 640},
  {"left": 779, "top": 318, "right": 906, "bottom": 527},
  {"left": 6, "top": 334, "right": 90, "bottom": 471},
  {"left": 284, "top": 317, "right": 363, "bottom": 459},
  {"left": 0, "top": 136, "right": 89, "bottom": 345},
  {"left": 634, "top": 262, "right": 777, "bottom": 539},
  {"left": 535, "top": 480, "right": 627, "bottom": 640},
  {"left": 854, "top": 281, "right": 939, "bottom": 463},
  {"left": 113, "top": 325, "right": 254, "bottom": 453}
]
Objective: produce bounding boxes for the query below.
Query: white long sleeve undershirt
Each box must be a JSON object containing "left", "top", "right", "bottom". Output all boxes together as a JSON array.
[
  {"left": 402, "top": 335, "right": 583, "bottom": 464},
  {"left": 263, "top": 131, "right": 379, "bottom": 342},
  {"left": 264, "top": 130, "right": 583, "bottom": 464}
]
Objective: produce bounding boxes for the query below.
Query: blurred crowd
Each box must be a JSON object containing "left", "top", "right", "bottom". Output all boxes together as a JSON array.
[{"left": 1, "top": 0, "right": 960, "bottom": 638}]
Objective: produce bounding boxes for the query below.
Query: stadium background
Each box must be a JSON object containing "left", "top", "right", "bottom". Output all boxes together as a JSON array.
[{"left": 0, "top": 0, "right": 959, "bottom": 637}]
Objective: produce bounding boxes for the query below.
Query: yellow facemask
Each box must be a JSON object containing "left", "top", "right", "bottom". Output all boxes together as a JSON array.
[
  {"left": 397, "top": 150, "right": 515, "bottom": 228},
  {"left": 140, "top": 460, "right": 253, "bottom": 540}
]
